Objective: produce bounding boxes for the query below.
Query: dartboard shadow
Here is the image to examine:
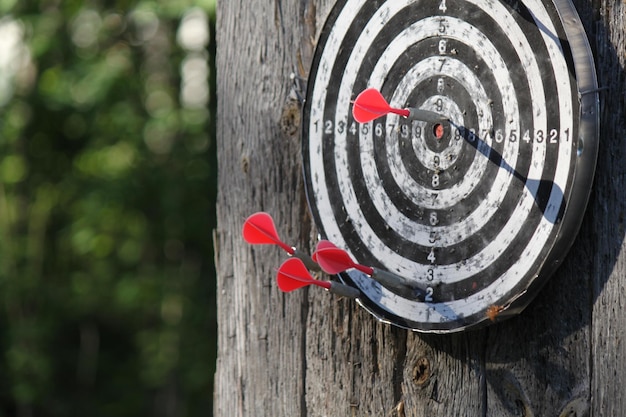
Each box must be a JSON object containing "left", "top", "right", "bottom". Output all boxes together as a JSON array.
[{"left": 451, "top": 122, "right": 566, "bottom": 224}]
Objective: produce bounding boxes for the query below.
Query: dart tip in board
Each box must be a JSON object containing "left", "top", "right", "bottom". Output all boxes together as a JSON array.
[{"left": 434, "top": 123, "right": 445, "bottom": 139}]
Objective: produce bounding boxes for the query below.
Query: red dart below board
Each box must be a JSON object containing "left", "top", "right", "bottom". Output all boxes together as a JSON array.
[
  {"left": 276, "top": 258, "right": 360, "bottom": 298},
  {"left": 313, "top": 241, "right": 373, "bottom": 275},
  {"left": 242, "top": 212, "right": 320, "bottom": 271},
  {"left": 313, "top": 242, "right": 427, "bottom": 300}
]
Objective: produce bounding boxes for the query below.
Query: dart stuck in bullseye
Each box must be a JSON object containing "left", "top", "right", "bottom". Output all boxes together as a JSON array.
[
  {"left": 242, "top": 212, "right": 320, "bottom": 271},
  {"left": 313, "top": 240, "right": 428, "bottom": 300},
  {"left": 352, "top": 88, "right": 449, "bottom": 125},
  {"left": 277, "top": 258, "right": 361, "bottom": 299}
]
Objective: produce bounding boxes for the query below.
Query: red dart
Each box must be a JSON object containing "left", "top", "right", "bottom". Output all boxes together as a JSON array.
[
  {"left": 352, "top": 88, "right": 410, "bottom": 123},
  {"left": 277, "top": 258, "right": 331, "bottom": 292},
  {"left": 277, "top": 258, "right": 360, "bottom": 298},
  {"left": 243, "top": 212, "right": 320, "bottom": 271},
  {"left": 311, "top": 239, "right": 338, "bottom": 263},
  {"left": 243, "top": 212, "right": 294, "bottom": 254},
  {"left": 352, "top": 88, "right": 449, "bottom": 125},
  {"left": 313, "top": 242, "right": 427, "bottom": 300},
  {"left": 313, "top": 243, "right": 374, "bottom": 275}
]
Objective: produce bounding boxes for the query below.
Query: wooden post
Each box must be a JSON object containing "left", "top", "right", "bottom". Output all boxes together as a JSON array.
[{"left": 214, "top": 0, "right": 626, "bottom": 415}]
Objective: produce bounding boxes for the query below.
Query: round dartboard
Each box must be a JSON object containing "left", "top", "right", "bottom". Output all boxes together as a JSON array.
[{"left": 302, "top": 0, "right": 598, "bottom": 332}]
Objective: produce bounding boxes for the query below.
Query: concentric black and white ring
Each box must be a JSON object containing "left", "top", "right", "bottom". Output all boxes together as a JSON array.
[{"left": 302, "top": 0, "right": 591, "bottom": 331}]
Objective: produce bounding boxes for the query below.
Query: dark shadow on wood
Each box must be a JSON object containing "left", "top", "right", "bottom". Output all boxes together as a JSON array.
[{"left": 452, "top": 122, "right": 566, "bottom": 224}]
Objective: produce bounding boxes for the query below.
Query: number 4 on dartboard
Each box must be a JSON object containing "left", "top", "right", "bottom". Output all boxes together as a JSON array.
[{"left": 439, "top": 0, "right": 447, "bottom": 12}]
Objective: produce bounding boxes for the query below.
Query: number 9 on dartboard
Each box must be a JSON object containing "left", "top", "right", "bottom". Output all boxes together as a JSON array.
[{"left": 301, "top": 0, "right": 599, "bottom": 332}]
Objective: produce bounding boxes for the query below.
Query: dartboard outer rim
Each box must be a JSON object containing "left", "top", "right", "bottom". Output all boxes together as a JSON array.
[{"left": 301, "top": 0, "right": 599, "bottom": 333}]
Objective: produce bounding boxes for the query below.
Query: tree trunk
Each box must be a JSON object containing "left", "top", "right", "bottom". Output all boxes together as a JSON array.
[{"left": 214, "top": 0, "right": 626, "bottom": 415}]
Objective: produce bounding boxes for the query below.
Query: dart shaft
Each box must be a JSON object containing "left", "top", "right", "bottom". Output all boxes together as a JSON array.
[
  {"left": 291, "top": 248, "right": 321, "bottom": 272},
  {"left": 371, "top": 268, "right": 427, "bottom": 300},
  {"left": 406, "top": 108, "right": 449, "bottom": 124},
  {"left": 389, "top": 107, "right": 411, "bottom": 118},
  {"left": 328, "top": 281, "right": 360, "bottom": 298}
]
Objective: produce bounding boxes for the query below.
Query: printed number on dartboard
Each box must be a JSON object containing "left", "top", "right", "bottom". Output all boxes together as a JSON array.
[
  {"left": 461, "top": 128, "right": 571, "bottom": 144},
  {"left": 314, "top": 119, "right": 571, "bottom": 145}
]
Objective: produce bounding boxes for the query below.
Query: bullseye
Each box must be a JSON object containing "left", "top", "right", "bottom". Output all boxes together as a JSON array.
[
  {"left": 301, "top": 0, "right": 599, "bottom": 332},
  {"left": 434, "top": 123, "right": 444, "bottom": 140}
]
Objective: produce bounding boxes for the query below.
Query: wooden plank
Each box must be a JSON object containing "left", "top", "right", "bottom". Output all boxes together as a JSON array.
[
  {"left": 590, "top": 0, "right": 626, "bottom": 415},
  {"left": 214, "top": 0, "right": 626, "bottom": 415},
  {"left": 213, "top": 1, "right": 312, "bottom": 416}
]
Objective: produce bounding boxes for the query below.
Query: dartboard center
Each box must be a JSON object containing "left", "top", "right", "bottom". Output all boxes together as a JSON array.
[{"left": 433, "top": 123, "right": 445, "bottom": 140}]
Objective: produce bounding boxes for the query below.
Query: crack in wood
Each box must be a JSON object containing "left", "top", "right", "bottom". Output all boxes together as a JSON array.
[
  {"left": 300, "top": 287, "right": 309, "bottom": 417},
  {"left": 412, "top": 356, "right": 431, "bottom": 387},
  {"left": 480, "top": 330, "right": 489, "bottom": 417},
  {"left": 392, "top": 330, "right": 408, "bottom": 405},
  {"left": 297, "top": 0, "right": 316, "bottom": 78},
  {"left": 274, "top": 0, "right": 285, "bottom": 34}
]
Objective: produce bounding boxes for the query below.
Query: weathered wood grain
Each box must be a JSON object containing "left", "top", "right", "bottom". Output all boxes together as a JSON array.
[
  {"left": 214, "top": 0, "right": 626, "bottom": 415},
  {"left": 589, "top": 0, "right": 626, "bottom": 415}
]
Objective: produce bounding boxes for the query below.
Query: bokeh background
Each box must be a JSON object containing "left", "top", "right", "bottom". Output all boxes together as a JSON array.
[{"left": 0, "top": 0, "right": 217, "bottom": 416}]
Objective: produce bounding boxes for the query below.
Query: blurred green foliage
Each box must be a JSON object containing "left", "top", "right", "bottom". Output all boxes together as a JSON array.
[{"left": 0, "top": 0, "right": 217, "bottom": 416}]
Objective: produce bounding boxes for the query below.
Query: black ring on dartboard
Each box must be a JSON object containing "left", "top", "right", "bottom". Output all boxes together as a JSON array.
[{"left": 302, "top": 0, "right": 593, "bottom": 332}]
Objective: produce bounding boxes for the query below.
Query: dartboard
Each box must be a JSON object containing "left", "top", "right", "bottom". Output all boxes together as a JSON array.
[{"left": 302, "top": 0, "right": 598, "bottom": 332}]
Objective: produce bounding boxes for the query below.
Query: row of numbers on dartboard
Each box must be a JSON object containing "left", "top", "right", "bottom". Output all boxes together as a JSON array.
[{"left": 313, "top": 119, "right": 572, "bottom": 144}]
